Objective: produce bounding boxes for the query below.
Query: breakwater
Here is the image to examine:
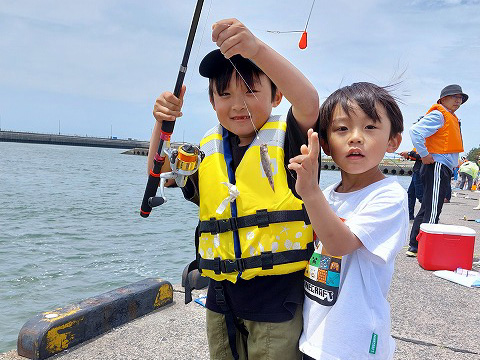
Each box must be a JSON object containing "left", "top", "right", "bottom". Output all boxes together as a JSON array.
[
  {"left": 321, "top": 158, "right": 413, "bottom": 175},
  {"left": 0, "top": 130, "right": 149, "bottom": 149}
]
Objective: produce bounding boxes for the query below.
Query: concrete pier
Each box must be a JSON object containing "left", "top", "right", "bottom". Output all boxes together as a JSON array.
[
  {"left": 1, "top": 193, "right": 479, "bottom": 360},
  {"left": 0, "top": 130, "right": 149, "bottom": 150}
]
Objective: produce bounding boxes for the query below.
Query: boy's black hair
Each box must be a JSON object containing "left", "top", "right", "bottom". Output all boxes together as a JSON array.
[
  {"left": 319, "top": 82, "right": 403, "bottom": 142},
  {"left": 199, "top": 50, "right": 277, "bottom": 102}
]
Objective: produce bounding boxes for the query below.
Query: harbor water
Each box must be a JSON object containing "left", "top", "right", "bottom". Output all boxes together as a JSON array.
[{"left": 0, "top": 142, "right": 411, "bottom": 352}]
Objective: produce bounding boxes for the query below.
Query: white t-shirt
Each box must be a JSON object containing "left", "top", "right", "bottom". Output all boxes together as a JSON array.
[{"left": 299, "top": 177, "right": 408, "bottom": 360}]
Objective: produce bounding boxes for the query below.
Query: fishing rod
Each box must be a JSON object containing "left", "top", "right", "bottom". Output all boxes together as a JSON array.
[{"left": 140, "top": 0, "right": 205, "bottom": 218}]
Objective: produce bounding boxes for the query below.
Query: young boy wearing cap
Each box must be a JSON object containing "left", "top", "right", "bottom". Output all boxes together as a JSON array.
[
  {"left": 148, "top": 18, "right": 319, "bottom": 359},
  {"left": 406, "top": 84, "right": 469, "bottom": 256}
]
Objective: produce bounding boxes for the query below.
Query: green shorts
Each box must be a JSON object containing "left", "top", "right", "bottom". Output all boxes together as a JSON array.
[{"left": 206, "top": 305, "right": 303, "bottom": 360}]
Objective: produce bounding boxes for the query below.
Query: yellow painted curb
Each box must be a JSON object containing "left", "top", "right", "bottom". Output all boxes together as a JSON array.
[{"left": 17, "top": 278, "right": 173, "bottom": 359}]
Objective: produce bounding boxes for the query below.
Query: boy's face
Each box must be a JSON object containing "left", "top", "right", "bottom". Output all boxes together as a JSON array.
[
  {"left": 323, "top": 101, "right": 401, "bottom": 178},
  {"left": 210, "top": 72, "right": 282, "bottom": 146},
  {"left": 440, "top": 94, "right": 463, "bottom": 113}
]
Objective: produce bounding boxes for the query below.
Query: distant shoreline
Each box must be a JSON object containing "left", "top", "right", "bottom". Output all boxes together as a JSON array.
[
  {"left": 0, "top": 130, "right": 413, "bottom": 175},
  {"left": 0, "top": 130, "right": 149, "bottom": 150}
]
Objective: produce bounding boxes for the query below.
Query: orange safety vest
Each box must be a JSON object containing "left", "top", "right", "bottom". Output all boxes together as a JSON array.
[{"left": 424, "top": 104, "right": 463, "bottom": 154}]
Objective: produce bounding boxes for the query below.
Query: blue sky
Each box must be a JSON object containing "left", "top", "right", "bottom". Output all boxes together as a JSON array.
[{"left": 0, "top": 0, "right": 479, "bottom": 152}]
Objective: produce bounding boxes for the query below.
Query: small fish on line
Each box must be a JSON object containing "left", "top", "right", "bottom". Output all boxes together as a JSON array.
[{"left": 260, "top": 144, "right": 275, "bottom": 192}]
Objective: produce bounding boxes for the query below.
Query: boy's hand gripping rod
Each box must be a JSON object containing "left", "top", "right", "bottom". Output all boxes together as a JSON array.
[{"left": 140, "top": 0, "right": 205, "bottom": 218}]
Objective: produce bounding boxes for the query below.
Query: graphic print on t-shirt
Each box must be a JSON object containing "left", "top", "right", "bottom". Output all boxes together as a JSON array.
[{"left": 304, "top": 229, "right": 342, "bottom": 306}]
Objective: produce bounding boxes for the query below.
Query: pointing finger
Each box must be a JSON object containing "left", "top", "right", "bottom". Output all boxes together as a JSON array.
[{"left": 309, "top": 131, "right": 320, "bottom": 159}]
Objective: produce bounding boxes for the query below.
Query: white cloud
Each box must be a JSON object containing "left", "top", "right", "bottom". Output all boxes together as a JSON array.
[{"left": 0, "top": 0, "right": 479, "bottom": 150}]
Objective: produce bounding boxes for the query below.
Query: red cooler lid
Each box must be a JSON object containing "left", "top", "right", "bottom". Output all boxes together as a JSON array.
[{"left": 419, "top": 223, "right": 476, "bottom": 236}]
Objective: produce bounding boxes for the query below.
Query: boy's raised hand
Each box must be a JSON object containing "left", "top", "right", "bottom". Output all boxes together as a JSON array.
[
  {"left": 152, "top": 84, "right": 186, "bottom": 123},
  {"left": 288, "top": 129, "right": 321, "bottom": 198},
  {"left": 212, "top": 18, "right": 261, "bottom": 60}
]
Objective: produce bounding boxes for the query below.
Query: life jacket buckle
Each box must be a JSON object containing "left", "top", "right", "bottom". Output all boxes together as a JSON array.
[
  {"left": 213, "top": 257, "right": 222, "bottom": 274},
  {"left": 217, "top": 217, "right": 238, "bottom": 233},
  {"left": 214, "top": 285, "right": 226, "bottom": 306},
  {"left": 260, "top": 251, "right": 274, "bottom": 270},
  {"left": 208, "top": 217, "right": 220, "bottom": 235},
  {"left": 256, "top": 209, "right": 270, "bottom": 228},
  {"left": 229, "top": 217, "right": 238, "bottom": 232},
  {"left": 222, "top": 258, "right": 245, "bottom": 273}
]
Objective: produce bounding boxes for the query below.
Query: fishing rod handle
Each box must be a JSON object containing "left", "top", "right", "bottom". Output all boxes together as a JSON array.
[
  {"left": 140, "top": 166, "right": 162, "bottom": 217},
  {"left": 140, "top": 128, "right": 171, "bottom": 217}
]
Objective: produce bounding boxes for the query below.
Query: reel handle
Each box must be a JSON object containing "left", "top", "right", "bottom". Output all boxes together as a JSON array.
[{"left": 148, "top": 196, "right": 165, "bottom": 208}]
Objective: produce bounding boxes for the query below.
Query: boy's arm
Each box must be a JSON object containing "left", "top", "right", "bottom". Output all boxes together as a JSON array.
[
  {"left": 147, "top": 85, "right": 186, "bottom": 175},
  {"left": 212, "top": 18, "right": 319, "bottom": 133},
  {"left": 302, "top": 185, "right": 363, "bottom": 256},
  {"left": 288, "top": 130, "right": 362, "bottom": 256}
]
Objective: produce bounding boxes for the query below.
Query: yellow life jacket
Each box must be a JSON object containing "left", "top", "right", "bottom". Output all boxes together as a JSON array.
[
  {"left": 197, "top": 115, "right": 313, "bottom": 283},
  {"left": 424, "top": 104, "right": 463, "bottom": 154}
]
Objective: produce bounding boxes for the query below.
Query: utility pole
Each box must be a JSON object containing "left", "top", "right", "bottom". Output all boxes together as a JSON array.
[
  {"left": 58, "top": 120, "right": 60, "bottom": 135},
  {"left": 111, "top": 124, "right": 112, "bottom": 139}
]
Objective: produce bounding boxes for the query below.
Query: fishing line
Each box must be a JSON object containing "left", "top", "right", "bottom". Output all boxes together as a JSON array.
[
  {"left": 304, "top": 0, "right": 316, "bottom": 32},
  {"left": 383, "top": 155, "right": 407, "bottom": 174},
  {"left": 229, "top": 59, "right": 299, "bottom": 182},
  {"left": 182, "top": 0, "right": 214, "bottom": 110},
  {"left": 228, "top": 58, "right": 259, "bottom": 102},
  {"left": 224, "top": 23, "right": 304, "bottom": 34},
  {"left": 215, "top": 0, "right": 316, "bottom": 49},
  {"left": 243, "top": 99, "right": 260, "bottom": 141},
  {"left": 192, "top": 0, "right": 262, "bottom": 145},
  {"left": 190, "top": 0, "right": 309, "bottom": 181}
]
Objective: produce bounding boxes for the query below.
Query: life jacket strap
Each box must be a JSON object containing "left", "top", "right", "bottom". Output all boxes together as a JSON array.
[
  {"left": 183, "top": 259, "right": 199, "bottom": 304},
  {"left": 199, "top": 242, "right": 314, "bottom": 274},
  {"left": 214, "top": 281, "right": 248, "bottom": 360},
  {"left": 198, "top": 206, "right": 310, "bottom": 235}
]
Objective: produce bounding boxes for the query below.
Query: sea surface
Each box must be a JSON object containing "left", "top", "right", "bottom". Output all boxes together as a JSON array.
[{"left": 0, "top": 142, "right": 410, "bottom": 352}]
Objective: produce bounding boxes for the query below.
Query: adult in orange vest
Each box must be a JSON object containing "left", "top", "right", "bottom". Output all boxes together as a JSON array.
[{"left": 406, "top": 84, "right": 468, "bottom": 257}]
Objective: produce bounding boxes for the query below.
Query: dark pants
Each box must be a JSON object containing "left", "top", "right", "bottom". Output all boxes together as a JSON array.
[
  {"left": 407, "top": 171, "right": 423, "bottom": 219},
  {"left": 409, "top": 162, "right": 452, "bottom": 248},
  {"left": 459, "top": 172, "right": 473, "bottom": 190},
  {"left": 445, "top": 181, "right": 452, "bottom": 201}
]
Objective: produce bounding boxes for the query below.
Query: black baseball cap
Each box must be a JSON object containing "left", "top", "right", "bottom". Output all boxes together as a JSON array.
[{"left": 199, "top": 49, "right": 261, "bottom": 78}]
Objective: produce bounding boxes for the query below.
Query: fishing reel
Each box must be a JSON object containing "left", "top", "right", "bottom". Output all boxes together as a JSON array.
[{"left": 148, "top": 143, "right": 204, "bottom": 208}]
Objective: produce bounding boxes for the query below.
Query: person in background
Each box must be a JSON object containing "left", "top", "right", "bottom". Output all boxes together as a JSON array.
[
  {"left": 458, "top": 160, "right": 479, "bottom": 190},
  {"left": 455, "top": 156, "right": 468, "bottom": 187},
  {"left": 400, "top": 148, "right": 423, "bottom": 220},
  {"left": 406, "top": 84, "right": 468, "bottom": 257},
  {"left": 453, "top": 165, "right": 459, "bottom": 182}
]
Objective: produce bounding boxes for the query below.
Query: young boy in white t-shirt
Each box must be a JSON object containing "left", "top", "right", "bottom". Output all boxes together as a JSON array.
[{"left": 288, "top": 82, "right": 409, "bottom": 360}]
